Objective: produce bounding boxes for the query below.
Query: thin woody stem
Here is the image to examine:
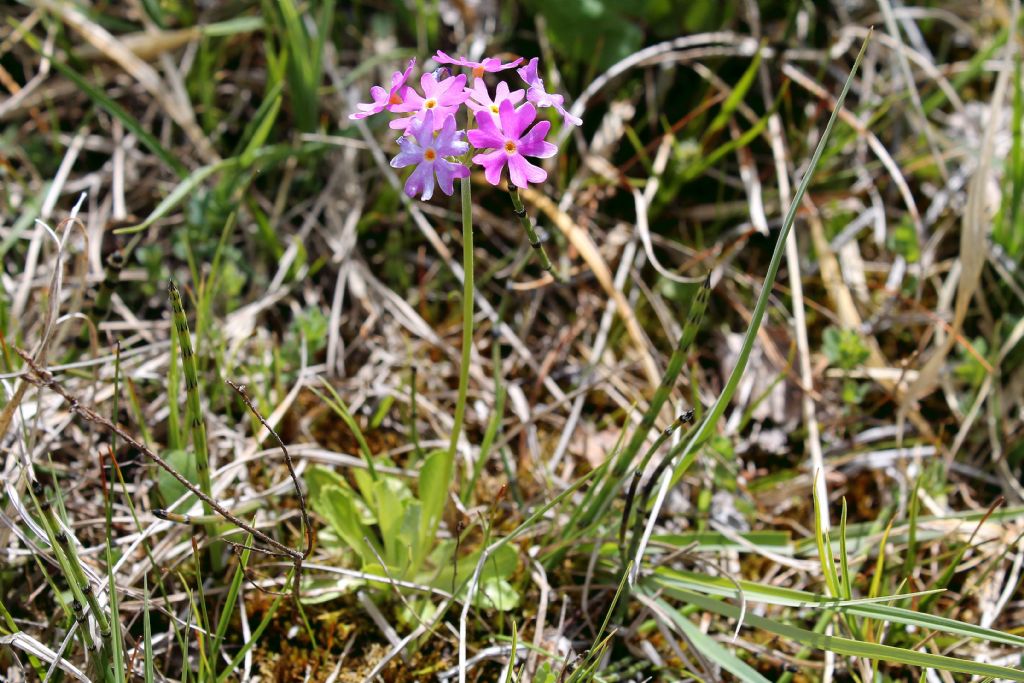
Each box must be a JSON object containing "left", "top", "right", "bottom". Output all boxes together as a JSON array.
[
  {"left": 508, "top": 186, "right": 562, "bottom": 282},
  {"left": 226, "top": 379, "right": 313, "bottom": 561},
  {"left": 17, "top": 349, "right": 302, "bottom": 565}
]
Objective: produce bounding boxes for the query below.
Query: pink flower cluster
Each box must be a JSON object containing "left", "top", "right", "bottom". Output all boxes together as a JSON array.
[{"left": 349, "top": 52, "right": 581, "bottom": 200}]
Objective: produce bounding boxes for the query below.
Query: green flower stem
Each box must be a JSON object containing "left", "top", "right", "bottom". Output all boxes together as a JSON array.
[
  {"left": 443, "top": 175, "right": 475, "bottom": 525},
  {"left": 508, "top": 187, "right": 562, "bottom": 281}
]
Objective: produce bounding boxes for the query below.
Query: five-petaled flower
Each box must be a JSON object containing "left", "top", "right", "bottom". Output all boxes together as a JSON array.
[
  {"left": 469, "top": 100, "right": 557, "bottom": 189},
  {"left": 353, "top": 51, "right": 581, "bottom": 199},
  {"left": 389, "top": 110, "right": 470, "bottom": 200},
  {"left": 389, "top": 72, "right": 470, "bottom": 132},
  {"left": 433, "top": 51, "right": 523, "bottom": 80},
  {"left": 516, "top": 58, "right": 582, "bottom": 127},
  {"left": 349, "top": 58, "right": 416, "bottom": 120}
]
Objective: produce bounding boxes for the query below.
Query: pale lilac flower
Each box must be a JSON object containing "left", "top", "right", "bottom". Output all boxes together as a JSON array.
[
  {"left": 469, "top": 100, "right": 556, "bottom": 189},
  {"left": 390, "top": 72, "right": 470, "bottom": 132},
  {"left": 465, "top": 80, "right": 525, "bottom": 124},
  {"left": 433, "top": 51, "right": 522, "bottom": 79},
  {"left": 390, "top": 111, "right": 469, "bottom": 200},
  {"left": 349, "top": 58, "right": 416, "bottom": 120},
  {"left": 516, "top": 57, "right": 582, "bottom": 127}
]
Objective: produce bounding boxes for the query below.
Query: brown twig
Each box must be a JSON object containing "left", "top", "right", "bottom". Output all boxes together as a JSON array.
[
  {"left": 16, "top": 348, "right": 309, "bottom": 606},
  {"left": 225, "top": 379, "right": 314, "bottom": 607}
]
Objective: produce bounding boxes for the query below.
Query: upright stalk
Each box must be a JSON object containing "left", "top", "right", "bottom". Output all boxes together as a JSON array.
[
  {"left": 441, "top": 176, "right": 474, "bottom": 529},
  {"left": 168, "top": 282, "right": 212, "bottom": 516}
]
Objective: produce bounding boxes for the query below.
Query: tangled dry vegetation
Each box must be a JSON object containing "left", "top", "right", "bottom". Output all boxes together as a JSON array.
[{"left": 2, "top": 1, "right": 1024, "bottom": 681}]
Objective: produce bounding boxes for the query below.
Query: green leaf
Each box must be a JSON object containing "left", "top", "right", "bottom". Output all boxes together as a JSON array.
[
  {"left": 156, "top": 449, "right": 197, "bottom": 510},
  {"left": 653, "top": 597, "right": 771, "bottom": 683},
  {"left": 374, "top": 477, "right": 409, "bottom": 567},
  {"left": 651, "top": 567, "right": 1024, "bottom": 648},
  {"left": 418, "top": 449, "right": 450, "bottom": 549},
  {"left": 476, "top": 577, "right": 520, "bottom": 612},
  {"left": 318, "top": 485, "right": 379, "bottom": 567},
  {"left": 823, "top": 326, "right": 871, "bottom": 370},
  {"left": 651, "top": 585, "right": 1024, "bottom": 680}
]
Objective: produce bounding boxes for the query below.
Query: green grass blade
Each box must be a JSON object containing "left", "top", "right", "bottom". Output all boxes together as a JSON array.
[
  {"left": 313, "top": 378, "right": 378, "bottom": 482},
  {"left": 653, "top": 585, "right": 1024, "bottom": 680},
  {"left": 651, "top": 567, "right": 1024, "bottom": 648},
  {"left": 215, "top": 571, "right": 292, "bottom": 683},
  {"left": 15, "top": 28, "right": 188, "bottom": 178},
  {"left": 624, "top": 34, "right": 875, "bottom": 577},
  {"left": 118, "top": 160, "right": 235, "bottom": 234},
  {"left": 652, "top": 596, "right": 772, "bottom": 683},
  {"left": 579, "top": 274, "right": 711, "bottom": 527},
  {"left": 143, "top": 577, "right": 154, "bottom": 683}
]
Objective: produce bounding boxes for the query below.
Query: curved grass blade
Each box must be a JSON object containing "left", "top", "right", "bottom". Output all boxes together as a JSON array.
[
  {"left": 627, "top": 33, "right": 875, "bottom": 577},
  {"left": 649, "top": 585, "right": 1024, "bottom": 681},
  {"left": 578, "top": 273, "right": 711, "bottom": 528}
]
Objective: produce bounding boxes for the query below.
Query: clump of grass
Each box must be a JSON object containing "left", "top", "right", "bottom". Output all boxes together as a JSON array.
[{"left": 3, "top": 2, "right": 1024, "bottom": 681}]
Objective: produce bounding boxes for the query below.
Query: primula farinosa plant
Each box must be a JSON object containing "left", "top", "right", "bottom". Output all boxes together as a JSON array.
[
  {"left": 350, "top": 51, "right": 580, "bottom": 276},
  {"left": 345, "top": 51, "right": 581, "bottom": 561}
]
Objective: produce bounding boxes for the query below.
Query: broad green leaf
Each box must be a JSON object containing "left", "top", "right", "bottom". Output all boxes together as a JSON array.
[
  {"left": 418, "top": 449, "right": 450, "bottom": 548},
  {"left": 476, "top": 577, "right": 520, "bottom": 612},
  {"left": 374, "top": 477, "right": 409, "bottom": 567},
  {"left": 318, "top": 485, "right": 379, "bottom": 567},
  {"left": 156, "top": 449, "right": 197, "bottom": 510}
]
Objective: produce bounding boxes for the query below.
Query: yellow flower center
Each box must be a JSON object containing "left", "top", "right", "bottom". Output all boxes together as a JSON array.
[
  {"left": 424, "top": 98, "right": 438, "bottom": 109},
  {"left": 424, "top": 148, "right": 437, "bottom": 161},
  {"left": 388, "top": 92, "right": 403, "bottom": 105},
  {"left": 490, "top": 104, "right": 499, "bottom": 114},
  {"left": 473, "top": 65, "right": 486, "bottom": 79},
  {"left": 504, "top": 140, "right": 517, "bottom": 154}
]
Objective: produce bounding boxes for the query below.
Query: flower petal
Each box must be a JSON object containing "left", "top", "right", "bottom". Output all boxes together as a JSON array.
[
  {"left": 555, "top": 103, "right": 583, "bottom": 127},
  {"left": 436, "top": 115, "right": 468, "bottom": 156},
  {"left": 419, "top": 72, "right": 439, "bottom": 97},
  {"left": 481, "top": 56, "right": 522, "bottom": 72},
  {"left": 468, "top": 111, "right": 505, "bottom": 149},
  {"left": 507, "top": 153, "right": 546, "bottom": 188},
  {"left": 517, "top": 57, "right": 541, "bottom": 87},
  {"left": 434, "top": 158, "right": 469, "bottom": 196},
  {"left": 472, "top": 149, "right": 508, "bottom": 186},
  {"left": 390, "top": 137, "right": 423, "bottom": 168},
  {"left": 389, "top": 115, "right": 416, "bottom": 130},
  {"left": 412, "top": 110, "right": 435, "bottom": 148},
  {"left": 517, "top": 121, "right": 556, "bottom": 158},
  {"left": 500, "top": 100, "right": 535, "bottom": 141},
  {"left": 436, "top": 74, "right": 469, "bottom": 107},
  {"left": 404, "top": 162, "right": 436, "bottom": 201},
  {"left": 433, "top": 50, "right": 460, "bottom": 66}
]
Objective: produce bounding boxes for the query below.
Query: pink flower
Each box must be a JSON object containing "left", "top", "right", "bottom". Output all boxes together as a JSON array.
[
  {"left": 433, "top": 50, "right": 522, "bottom": 79},
  {"left": 390, "top": 111, "right": 470, "bottom": 200},
  {"left": 465, "top": 80, "right": 525, "bottom": 124},
  {"left": 516, "top": 58, "right": 582, "bottom": 127},
  {"left": 468, "top": 100, "right": 556, "bottom": 189},
  {"left": 349, "top": 58, "right": 416, "bottom": 120},
  {"left": 389, "top": 72, "right": 470, "bottom": 132}
]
